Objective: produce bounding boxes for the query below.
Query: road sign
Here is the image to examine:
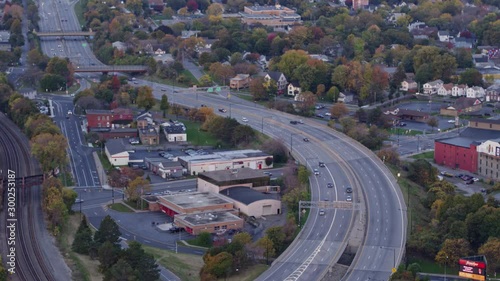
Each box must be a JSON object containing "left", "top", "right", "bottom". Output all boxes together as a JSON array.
[
  {"left": 392, "top": 268, "right": 396, "bottom": 273},
  {"left": 207, "top": 87, "right": 213, "bottom": 92},
  {"left": 215, "top": 87, "right": 221, "bottom": 92}
]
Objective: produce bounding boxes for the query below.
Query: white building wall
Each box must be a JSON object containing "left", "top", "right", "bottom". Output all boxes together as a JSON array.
[
  {"left": 105, "top": 148, "right": 129, "bottom": 166},
  {"left": 189, "top": 156, "right": 273, "bottom": 175},
  {"left": 231, "top": 199, "right": 281, "bottom": 218},
  {"left": 166, "top": 133, "right": 187, "bottom": 142}
]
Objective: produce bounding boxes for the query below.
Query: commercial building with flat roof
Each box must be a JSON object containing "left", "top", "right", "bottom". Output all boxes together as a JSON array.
[
  {"left": 179, "top": 149, "right": 273, "bottom": 175},
  {"left": 197, "top": 168, "right": 270, "bottom": 193},
  {"left": 157, "top": 192, "right": 234, "bottom": 217},
  {"left": 220, "top": 186, "right": 281, "bottom": 217},
  {"left": 174, "top": 211, "right": 244, "bottom": 235},
  {"left": 477, "top": 139, "right": 500, "bottom": 181}
]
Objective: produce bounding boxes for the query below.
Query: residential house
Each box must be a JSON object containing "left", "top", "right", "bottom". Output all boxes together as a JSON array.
[
  {"left": 239, "top": 4, "right": 302, "bottom": 28},
  {"left": 163, "top": 121, "right": 187, "bottom": 142},
  {"left": 485, "top": 84, "right": 500, "bottom": 102},
  {"left": 154, "top": 48, "right": 166, "bottom": 55},
  {"left": 352, "top": 0, "right": 369, "bottom": 10},
  {"left": 230, "top": 74, "right": 251, "bottom": 90},
  {"left": 453, "top": 37, "right": 474, "bottom": 49},
  {"left": 411, "top": 27, "right": 438, "bottom": 40},
  {"left": 337, "top": 92, "right": 354, "bottom": 103},
  {"left": 139, "top": 126, "right": 159, "bottom": 145},
  {"left": 264, "top": 71, "right": 287, "bottom": 94},
  {"left": 452, "top": 84, "right": 468, "bottom": 97},
  {"left": 440, "top": 97, "right": 482, "bottom": 117},
  {"left": 438, "top": 30, "right": 452, "bottom": 42},
  {"left": 472, "top": 54, "right": 492, "bottom": 68},
  {"left": 136, "top": 112, "right": 154, "bottom": 129},
  {"left": 180, "top": 30, "right": 200, "bottom": 39},
  {"left": 287, "top": 81, "right": 301, "bottom": 97},
  {"left": 400, "top": 79, "right": 418, "bottom": 92},
  {"left": 423, "top": 80, "right": 443, "bottom": 95},
  {"left": 437, "top": 83, "right": 454, "bottom": 96},
  {"left": 477, "top": 138, "right": 500, "bottom": 181},
  {"left": 112, "top": 41, "right": 127, "bottom": 52},
  {"left": 20, "top": 88, "right": 37, "bottom": 99},
  {"left": 148, "top": 0, "right": 165, "bottom": 11},
  {"left": 383, "top": 108, "right": 430, "bottom": 123},
  {"left": 105, "top": 139, "right": 129, "bottom": 166},
  {"left": 145, "top": 158, "right": 185, "bottom": 178},
  {"left": 466, "top": 86, "right": 486, "bottom": 99}
]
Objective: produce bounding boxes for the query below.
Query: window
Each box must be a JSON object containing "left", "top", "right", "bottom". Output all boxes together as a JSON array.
[
  {"left": 98, "top": 116, "right": 101, "bottom": 121},
  {"left": 214, "top": 226, "right": 220, "bottom": 231},
  {"left": 222, "top": 225, "right": 227, "bottom": 230}
]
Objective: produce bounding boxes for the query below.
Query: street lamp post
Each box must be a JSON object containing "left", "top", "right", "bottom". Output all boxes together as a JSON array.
[{"left": 444, "top": 255, "right": 448, "bottom": 281}]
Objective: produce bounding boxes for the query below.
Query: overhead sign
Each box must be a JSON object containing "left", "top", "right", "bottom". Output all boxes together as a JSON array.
[{"left": 459, "top": 259, "right": 486, "bottom": 269}]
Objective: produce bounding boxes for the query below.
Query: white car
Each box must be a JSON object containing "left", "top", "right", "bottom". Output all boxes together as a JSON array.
[
  {"left": 313, "top": 169, "right": 319, "bottom": 175},
  {"left": 324, "top": 112, "right": 331, "bottom": 116},
  {"left": 448, "top": 120, "right": 455, "bottom": 123},
  {"left": 242, "top": 117, "right": 248, "bottom": 122}
]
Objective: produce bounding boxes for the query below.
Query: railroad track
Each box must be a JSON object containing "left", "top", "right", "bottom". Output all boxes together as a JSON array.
[{"left": 0, "top": 113, "right": 56, "bottom": 281}]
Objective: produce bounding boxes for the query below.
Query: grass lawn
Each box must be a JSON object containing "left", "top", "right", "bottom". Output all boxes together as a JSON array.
[
  {"left": 142, "top": 245, "right": 204, "bottom": 281},
  {"left": 108, "top": 203, "right": 133, "bottom": 212},
  {"left": 217, "top": 264, "right": 269, "bottom": 281},
  {"left": 123, "top": 199, "right": 149, "bottom": 210},
  {"left": 410, "top": 151, "right": 434, "bottom": 160},
  {"left": 98, "top": 153, "right": 113, "bottom": 171},
  {"left": 73, "top": 2, "right": 86, "bottom": 27},
  {"left": 182, "top": 119, "right": 219, "bottom": 146},
  {"left": 408, "top": 257, "right": 459, "bottom": 275},
  {"left": 58, "top": 214, "right": 102, "bottom": 281}
]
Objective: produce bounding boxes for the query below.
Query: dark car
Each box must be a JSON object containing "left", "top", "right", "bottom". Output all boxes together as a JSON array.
[
  {"left": 399, "top": 122, "right": 407, "bottom": 127},
  {"left": 465, "top": 179, "right": 474, "bottom": 185},
  {"left": 290, "top": 120, "right": 298, "bottom": 124},
  {"left": 316, "top": 114, "right": 324, "bottom": 118},
  {"left": 346, "top": 187, "right": 353, "bottom": 193},
  {"left": 327, "top": 183, "right": 333, "bottom": 188},
  {"left": 319, "top": 162, "right": 325, "bottom": 167},
  {"left": 218, "top": 108, "right": 227, "bottom": 113},
  {"left": 201, "top": 104, "right": 207, "bottom": 107},
  {"left": 303, "top": 138, "right": 310, "bottom": 142}
]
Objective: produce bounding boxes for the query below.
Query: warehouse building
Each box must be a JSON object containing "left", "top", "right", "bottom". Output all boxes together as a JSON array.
[
  {"left": 179, "top": 149, "right": 273, "bottom": 175},
  {"left": 174, "top": 211, "right": 244, "bottom": 235},
  {"left": 157, "top": 192, "right": 234, "bottom": 217}
]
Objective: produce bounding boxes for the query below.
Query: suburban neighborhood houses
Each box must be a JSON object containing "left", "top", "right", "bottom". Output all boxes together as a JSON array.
[{"left": 1, "top": 0, "right": 500, "bottom": 278}]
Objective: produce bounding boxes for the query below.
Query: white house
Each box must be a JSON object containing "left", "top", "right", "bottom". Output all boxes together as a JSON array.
[
  {"left": 438, "top": 30, "right": 452, "bottom": 42},
  {"left": 162, "top": 122, "right": 187, "bottom": 142},
  {"left": 337, "top": 92, "right": 354, "bottom": 103},
  {"left": 264, "top": 71, "right": 288, "bottom": 94},
  {"left": 400, "top": 79, "right": 417, "bottom": 92},
  {"left": 452, "top": 84, "right": 467, "bottom": 97},
  {"left": 466, "top": 86, "right": 486, "bottom": 99},
  {"left": 112, "top": 41, "right": 127, "bottom": 51},
  {"left": 105, "top": 139, "right": 129, "bottom": 166},
  {"left": 423, "top": 80, "right": 443, "bottom": 94},
  {"left": 287, "top": 81, "right": 301, "bottom": 96},
  {"left": 437, "top": 83, "right": 453, "bottom": 96}
]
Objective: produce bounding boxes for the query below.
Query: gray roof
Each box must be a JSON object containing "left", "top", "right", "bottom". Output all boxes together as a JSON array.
[
  {"left": 220, "top": 186, "right": 278, "bottom": 205},
  {"left": 436, "top": 127, "right": 500, "bottom": 148},
  {"left": 436, "top": 137, "right": 476, "bottom": 148},
  {"left": 164, "top": 125, "right": 185, "bottom": 134},
  {"left": 267, "top": 71, "right": 284, "bottom": 81},
  {"left": 199, "top": 168, "right": 269, "bottom": 182},
  {"left": 160, "top": 192, "right": 232, "bottom": 209},
  {"left": 105, "top": 139, "right": 127, "bottom": 155},
  {"left": 469, "top": 118, "right": 500, "bottom": 125},
  {"left": 86, "top": 109, "right": 112, "bottom": 114},
  {"left": 177, "top": 211, "right": 242, "bottom": 226}
]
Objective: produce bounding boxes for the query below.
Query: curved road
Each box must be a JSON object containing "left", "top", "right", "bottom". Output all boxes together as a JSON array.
[{"left": 142, "top": 84, "right": 407, "bottom": 281}]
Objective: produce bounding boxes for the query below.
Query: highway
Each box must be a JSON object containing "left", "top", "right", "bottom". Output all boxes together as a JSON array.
[{"left": 133, "top": 82, "right": 407, "bottom": 281}]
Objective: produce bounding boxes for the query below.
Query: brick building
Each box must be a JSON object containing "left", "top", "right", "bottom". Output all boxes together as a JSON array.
[
  {"left": 477, "top": 139, "right": 500, "bottom": 181},
  {"left": 468, "top": 118, "right": 500, "bottom": 131},
  {"left": 86, "top": 108, "right": 133, "bottom": 131},
  {"left": 434, "top": 138, "right": 480, "bottom": 173},
  {"left": 174, "top": 211, "right": 244, "bottom": 235}
]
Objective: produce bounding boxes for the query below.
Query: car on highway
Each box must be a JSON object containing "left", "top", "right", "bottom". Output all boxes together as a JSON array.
[
  {"left": 263, "top": 171, "right": 272, "bottom": 177},
  {"left": 218, "top": 108, "right": 227, "bottom": 113},
  {"left": 448, "top": 120, "right": 455, "bottom": 123},
  {"left": 313, "top": 169, "right": 319, "bottom": 175},
  {"left": 319, "top": 209, "right": 325, "bottom": 216},
  {"left": 75, "top": 198, "right": 84, "bottom": 203},
  {"left": 303, "top": 137, "right": 309, "bottom": 142},
  {"left": 242, "top": 117, "right": 248, "bottom": 122},
  {"left": 319, "top": 162, "right": 325, "bottom": 167},
  {"left": 346, "top": 187, "right": 353, "bottom": 193},
  {"left": 327, "top": 183, "right": 333, "bottom": 188},
  {"left": 346, "top": 195, "right": 352, "bottom": 202}
]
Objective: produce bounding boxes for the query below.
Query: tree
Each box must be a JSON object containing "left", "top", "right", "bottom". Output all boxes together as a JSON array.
[
  {"left": 261, "top": 139, "right": 288, "bottom": 164},
  {"left": 160, "top": 94, "right": 169, "bottom": 117},
  {"left": 330, "top": 103, "right": 349, "bottom": 119},
  {"left": 126, "top": 176, "right": 151, "bottom": 205},
  {"left": 297, "top": 166, "right": 310, "bottom": 186},
  {"left": 62, "top": 187, "right": 77, "bottom": 213},
  {"left": 72, "top": 216, "right": 93, "bottom": 255},
  {"left": 206, "top": 3, "right": 224, "bottom": 16},
  {"left": 209, "top": 63, "right": 234, "bottom": 86},
  {"left": 196, "top": 232, "right": 213, "bottom": 248},
  {"left": 427, "top": 117, "right": 439, "bottom": 132},
  {"left": 30, "top": 133, "right": 68, "bottom": 174},
  {"left": 408, "top": 159, "right": 438, "bottom": 189},
  {"left": 478, "top": 237, "right": 500, "bottom": 275},
  {"left": 43, "top": 186, "right": 68, "bottom": 235},
  {"left": 122, "top": 241, "right": 160, "bottom": 281},
  {"left": 255, "top": 236, "right": 275, "bottom": 263},
  {"left": 136, "top": 86, "right": 155, "bottom": 110},
  {"left": 266, "top": 226, "right": 286, "bottom": 254},
  {"left": 276, "top": 50, "right": 309, "bottom": 80},
  {"left": 104, "top": 259, "right": 136, "bottom": 281},
  {"left": 435, "top": 238, "right": 471, "bottom": 268},
  {"left": 231, "top": 125, "right": 255, "bottom": 146},
  {"left": 232, "top": 232, "right": 252, "bottom": 246},
  {"left": 98, "top": 241, "right": 121, "bottom": 273},
  {"left": 459, "top": 68, "right": 483, "bottom": 87},
  {"left": 94, "top": 215, "right": 121, "bottom": 247},
  {"left": 249, "top": 77, "right": 267, "bottom": 101},
  {"left": 202, "top": 252, "right": 233, "bottom": 278}
]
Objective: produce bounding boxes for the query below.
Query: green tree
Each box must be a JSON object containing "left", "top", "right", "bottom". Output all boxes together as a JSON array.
[
  {"left": 98, "top": 241, "right": 121, "bottom": 273},
  {"left": 266, "top": 226, "right": 286, "bottom": 254},
  {"left": 122, "top": 241, "right": 160, "bottom": 281},
  {"left": 104, "top": 259, "right": 137, "bottom": 281},
  {"left": 435, "top": 238, "right": 471, "bottom": 268},
  {"left": 231, "top": 125, "right": 255, "bottom": 146},
  {"left": 126, "top": 177, "right": 151, "bottom": 207},
  {"left": 40, "top": 74, "right": 66, "bottom": 92},
  {"left": 94, "top": 215, "right": 121, "bottom": 247},
  {"left": 62, "top": 187, "right": 77, "bottom": 213},
  {"left": 459, "top": 68, "right": 483, "bottom": 87},
  {"left": 297, "top": 166, "right": 310, "bottom": 185},
  {"left": 160, "top": 94, "right": 169, "bottom": 118},
  {"left": 255, "top": 236, "right": 275, "bottom": 263},
  {"left": 232, "top": 232, "right": 252, "bottom": 246},
  {"left": 427, "top": 117, "right": 439, "bottom": 132},
  {"left": 478, "top": 237, "right": 500, "bottom": 275},
  {"left": 465, "top": 205, "right": 500, "bottom": 249},
  {"left": 330, "top": 103, "right": 349, "bottom": 119},
  {"left": 72, "top": 216, "right": 93, "bottom": 255},
  {"left": 408, "top": 159, "right": 438, "bottom": 188},
  {"left": 202, "top": 252, "right": 233, "bottom": 278},
  {"left": 136, "top": 86, "right": 155, "bottom": 110},
  {"left": 43, "top": 186, "right": 68, "bottom": 235},
  {"left": 276, "top": 50, "right": 309, "bottom": 79},
  {"left": 196, "top": 232, "right": 213, "bottom": 247}
]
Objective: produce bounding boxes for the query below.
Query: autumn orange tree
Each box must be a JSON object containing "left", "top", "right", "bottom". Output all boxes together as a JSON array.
[{"left": 31, "top": 133, "right": 68, "bottom": 175}]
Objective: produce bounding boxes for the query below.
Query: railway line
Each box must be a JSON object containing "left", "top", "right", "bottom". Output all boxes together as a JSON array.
[{"left": 0, "top": 112, "right": 56, "bottom": 281}]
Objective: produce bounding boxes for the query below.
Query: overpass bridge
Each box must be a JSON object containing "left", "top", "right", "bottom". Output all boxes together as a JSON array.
[
  {"left": 74, "top": 65, "right": 148, "bottom": 73},
  {"left": 34, "top": 31, "right": 96, "bottom": 37}
]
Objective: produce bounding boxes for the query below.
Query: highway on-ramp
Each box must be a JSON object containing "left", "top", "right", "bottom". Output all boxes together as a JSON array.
[{"left": 143, "top": 85, "right": 407, "bottom": 281}]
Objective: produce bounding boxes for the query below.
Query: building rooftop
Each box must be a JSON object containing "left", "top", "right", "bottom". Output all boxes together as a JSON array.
[
  {"left": 179, "top": 149, "right": 270, "bottom": 163},
  {"left": 86, "top": 109, "right": 112, "bottom": 114},
  {"left": 220, "top": 186, "right": 278, "bottom": 205},
  {"left": 176, "top": 211, "right": 242, "bottom": 227},
  {"left": 245, "top": 5, "right": 293, "bottom": 12},
  {"left": 469, "top": 118, "right": 500, "bottom": 125},
  {"left": 199, "top": 167, "right": 269, "bottom": 183},
  {"left": 436, "top": 127, "right": 500, "bottom": 148},
  {"left": 106, "top": 139, "right": 127, "bottom": 155},
  {"left": 159, "top": 192, "right": 232, "bottom": 209},
  {"left": 436, "top": 137, "right": 477, "bottom": 148},
  {"left": 164, "top": 124, "right": 185, "bottom": 134}
]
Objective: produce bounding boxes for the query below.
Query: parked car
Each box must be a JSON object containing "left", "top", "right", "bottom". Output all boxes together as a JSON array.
[
  {"left": 465, "top": 179, "right": 474, "bottom": 185},
  {"left": 218, "top": 108, "right": 227, "bottom": 113},
  {"left": 316, "top": 114, "right": 324, "bottom": 118},
  {"left": 263, "top": 171, "right": 272, "bottom": 177},
  {"left": 324, "top": 112, "right": 331, "bottom": 116},
  {"left": 399, "top": 122, "right": 407, "bottom": 127},
  {"left": 298, "top": 120, "right": 304, "bottom": 124},
  {"left": 129, "top": 138, "right": 140, "bottom": 145},
  {"left": 290, "top": 120, "right": 298, "bottom": 124},
  {"left": 242, "top": 117, "right": 248, "bottom": 122}
]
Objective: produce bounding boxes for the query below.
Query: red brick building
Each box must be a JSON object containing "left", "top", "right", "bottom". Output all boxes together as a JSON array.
[
  {"left": 86, "top": 108, "right": 134, "bottom": 131},
  {"left": 434, "top": 138, "right": 480, "bottom": 173}
]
